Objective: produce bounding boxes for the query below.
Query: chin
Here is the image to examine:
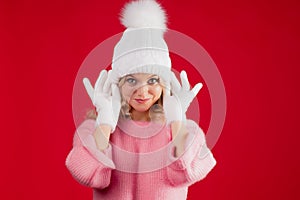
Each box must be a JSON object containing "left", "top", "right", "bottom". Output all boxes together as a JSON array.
[
  {"left": 134, "top": 107, "right": 151, "bottom": 113},
  {"left": 132, "top": 104, "right": 152, "bottom": 112}
]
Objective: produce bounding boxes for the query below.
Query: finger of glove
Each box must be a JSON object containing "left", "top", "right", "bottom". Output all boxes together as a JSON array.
[
  {"left": 94, "top": 70, "right": 107, "bottom": 94},
  {"left": 191, "top": 83, "right": 203, "bottom": 97},
  {"left": 170, "top": 72, "right": 181, "bottom": 93},
  {"left": 83, "top": 78, "right": 94, "bottom": 101},
  {"left": 111, "top": 84, "right": 121, "bottom": 102},
  {"left": 180, "top": 70, "right": 190, "bottom": 91},
  {"left": 111, "top": 84, "right": 121, "bottom": 124},
  {"left": 164, "top": 81, "right": 171, "bottom": 96},
  {"left": 103, "top": 70, "right": 112, "bottom": 94}
]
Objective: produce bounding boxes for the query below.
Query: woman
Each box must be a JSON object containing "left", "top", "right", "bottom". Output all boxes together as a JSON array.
[{"left": 66, "top": 1, "right": 216, "bottom": 199}]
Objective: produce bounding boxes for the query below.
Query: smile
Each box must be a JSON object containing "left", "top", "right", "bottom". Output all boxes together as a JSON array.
[{"left": 135, "top": 98, "right": 150, "bottom": 104}]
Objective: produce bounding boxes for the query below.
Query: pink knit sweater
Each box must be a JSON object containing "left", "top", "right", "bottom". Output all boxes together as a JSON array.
[{"left": 66, "top": 119, "right": 216, "bottom": 200}]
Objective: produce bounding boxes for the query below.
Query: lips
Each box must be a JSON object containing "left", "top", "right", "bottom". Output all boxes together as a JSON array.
[{"left": 135, "top": 98, "right": 150, "bottom": 104}]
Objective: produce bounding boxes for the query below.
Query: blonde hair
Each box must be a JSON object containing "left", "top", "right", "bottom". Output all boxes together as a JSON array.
[{"left": 86, "top": 75, "right": 166, "bottom": 123}]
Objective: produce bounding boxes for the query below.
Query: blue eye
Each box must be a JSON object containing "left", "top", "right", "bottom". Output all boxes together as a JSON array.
[
  {"left": 126, "top": 78, "right": 136, "bottom": 85},
  {"left": 147, "top": 78, "right": 159, "bottom": 85}
]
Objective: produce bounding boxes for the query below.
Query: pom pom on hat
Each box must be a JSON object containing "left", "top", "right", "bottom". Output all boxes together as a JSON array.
[{"left": 120, "top": 0, "right": 167, "bottom": 31}]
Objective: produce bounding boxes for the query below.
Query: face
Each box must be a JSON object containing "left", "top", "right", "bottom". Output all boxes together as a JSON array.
[{"left": 120, "top": 73, "right": 163, "bottom": 113}]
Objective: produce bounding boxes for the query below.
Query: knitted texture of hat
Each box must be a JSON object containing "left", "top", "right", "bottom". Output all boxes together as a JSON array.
[{"left": 111, "top": 0, "right": 172, "bottom": 83}]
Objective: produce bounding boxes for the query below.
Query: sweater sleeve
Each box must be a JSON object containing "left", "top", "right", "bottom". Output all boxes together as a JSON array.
[
  {"left": 65, "top": 119, "right": 115, "bottom": 189},
  {"left": 166, "top": 120, "right": 216, "bottom": 187}
]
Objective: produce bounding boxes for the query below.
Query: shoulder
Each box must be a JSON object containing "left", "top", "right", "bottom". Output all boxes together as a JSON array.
[
  {"left": 185, "top": 120, "right": 204, "bottom": 133},
  {"left": 76, "top": 119, "right": 96, "bottom": 137},
  {"left": 72, "top": 119, "right": 96, "bottom": 147},
  {"left": 78, "top": 119, "right": 96, "bottom": 130},
  {"left": 185, "top": 119, "right": 206, "bottom": 143}
]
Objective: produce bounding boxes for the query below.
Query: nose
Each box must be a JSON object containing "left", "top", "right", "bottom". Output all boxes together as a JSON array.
[{"left": 135, "top": 84, "right": 149, "bottom": 97}]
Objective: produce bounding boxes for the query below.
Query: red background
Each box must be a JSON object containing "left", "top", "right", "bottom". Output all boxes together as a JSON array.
[{"left": 1, "top": 0, "right": 300, "bottom": 199}]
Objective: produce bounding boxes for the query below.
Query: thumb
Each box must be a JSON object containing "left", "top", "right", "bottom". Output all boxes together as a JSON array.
[
  {"left": 164, "top": 82, "right": 171, "bottom": 96},
  {"left": 191, "top": 82, "right": 203, "bottom": 97},
  {"left": 83, "top": 78, "right": 94, "bottom": 101},
  {"left": 111, "top": 84, "right": 121, "bottom": 101}
]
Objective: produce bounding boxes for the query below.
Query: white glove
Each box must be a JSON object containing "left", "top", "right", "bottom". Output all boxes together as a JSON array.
[
  {"left": 163, "top": 71, "right": 203, "bottom": 124},
  {"left": 83, "top": 70, "right": 121, "bottom": 132}
]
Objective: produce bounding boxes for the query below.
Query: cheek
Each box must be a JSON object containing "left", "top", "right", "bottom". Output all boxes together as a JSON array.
[
  {"left": 121, "top": 87, "right": 133, "bottom": 103},
  {"left": 151, "top": 85, "right": 163, "bottom": 100}
]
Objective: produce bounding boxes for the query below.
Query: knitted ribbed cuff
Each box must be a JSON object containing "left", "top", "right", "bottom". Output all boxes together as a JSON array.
[
  {"left": 77, "top": 129, "right": 115, "bottom": 169},
  {"left": 167, "top": 130, "right": 195, "bottom": 170}
]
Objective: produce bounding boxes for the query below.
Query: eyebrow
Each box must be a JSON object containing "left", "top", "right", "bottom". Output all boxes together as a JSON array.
[
  {"left": 148, "top": 75, "right": 159, "bottom": 78},
  {"left": 126, "top": 74, "right": 159, "bottom": 79}
]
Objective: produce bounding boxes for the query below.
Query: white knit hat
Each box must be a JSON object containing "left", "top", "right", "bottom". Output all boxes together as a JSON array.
[{"left": 111, "top": 0, "right": 172, "bottom": 83}]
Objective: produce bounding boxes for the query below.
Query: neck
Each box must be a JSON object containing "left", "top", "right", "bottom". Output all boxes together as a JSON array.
[{"left": 131, "top": 110, "right": 150, "bottom": 121}]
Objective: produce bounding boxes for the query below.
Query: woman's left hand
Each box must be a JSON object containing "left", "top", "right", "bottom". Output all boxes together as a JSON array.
[
  {"left": 163, "top": 71, "right": 203, "bottom": 157},
  {"left": 163, "top": 70, "right": 203, "bottom": 124}
]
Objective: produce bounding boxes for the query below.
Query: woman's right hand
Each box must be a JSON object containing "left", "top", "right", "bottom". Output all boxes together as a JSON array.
[{"left": 83, "top": 70, "right": 121, "bottom": 133}]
